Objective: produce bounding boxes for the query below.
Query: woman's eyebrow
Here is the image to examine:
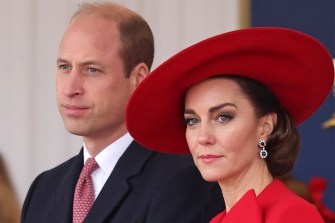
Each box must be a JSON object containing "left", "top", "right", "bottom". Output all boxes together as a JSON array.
[
  {"left": 209, "top": 103, "right": 236, "bottom": 113},
  {"left": 184, "top": 103, "right": 236, "bottom": 115}
]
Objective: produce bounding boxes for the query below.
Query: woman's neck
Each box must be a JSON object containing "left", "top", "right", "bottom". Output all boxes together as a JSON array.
[{"left": 219, "top": 162, "right": 273, "bottom": 213}]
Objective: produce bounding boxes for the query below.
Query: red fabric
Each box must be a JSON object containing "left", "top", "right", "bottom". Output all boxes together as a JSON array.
[
  {"left": 309, "top": 177, "right": 335, "bottom": 223},
  {"left": 210, "top": 190, "right": 262, "bottom": 223},
  {"left": 210, "top": 179, "right": 324, "bottom": 223},
  {"left": 73, "top": 158, "right": 98, "bottom": 223}
]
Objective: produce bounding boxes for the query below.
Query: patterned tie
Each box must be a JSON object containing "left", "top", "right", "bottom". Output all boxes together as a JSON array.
[{"left": 73, "top": 157, "right": 99, "bottom": 223}]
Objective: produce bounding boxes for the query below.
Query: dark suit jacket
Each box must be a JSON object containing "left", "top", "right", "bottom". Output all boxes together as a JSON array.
[{"left": 21, "top": 141, "right": 224, "bottom": 223}]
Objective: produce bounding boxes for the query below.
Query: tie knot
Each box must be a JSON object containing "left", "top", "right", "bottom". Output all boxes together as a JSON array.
[{"left": 82, "top": 158, "right": 99, "bottom": 177}]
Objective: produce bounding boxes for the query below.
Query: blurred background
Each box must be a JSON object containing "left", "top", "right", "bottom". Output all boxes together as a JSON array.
[{"left": 0, "top": 0, "right": 334, "bottom": 218}]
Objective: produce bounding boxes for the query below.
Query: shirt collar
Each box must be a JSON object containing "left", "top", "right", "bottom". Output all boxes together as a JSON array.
[{"left": 83, "top": 133, "right": 133, "bottom": 174}]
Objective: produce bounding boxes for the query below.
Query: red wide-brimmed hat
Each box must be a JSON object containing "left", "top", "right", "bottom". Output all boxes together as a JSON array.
[{"left": 126, "top": 27, "right": 334, "bottom": 154}]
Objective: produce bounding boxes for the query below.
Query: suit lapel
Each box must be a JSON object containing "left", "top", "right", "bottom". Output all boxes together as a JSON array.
[
  {"left": 51, "top": 150, "right": 84, "bottom": 223},
  {"left": 84, "top": 141, "right": 154, "bottom": 223}
]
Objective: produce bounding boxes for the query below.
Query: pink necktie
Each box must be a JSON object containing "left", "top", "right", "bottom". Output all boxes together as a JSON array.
[{"left": 73, "top": 158, "right": 99, "bottom": 223}]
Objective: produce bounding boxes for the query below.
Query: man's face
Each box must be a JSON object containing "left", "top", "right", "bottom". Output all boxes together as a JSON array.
[{"left": 56, "top": 15, "right": 133, "bottom": 143}]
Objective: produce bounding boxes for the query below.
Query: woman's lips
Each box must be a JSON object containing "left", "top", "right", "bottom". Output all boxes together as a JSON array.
[{"left": 198, "top": 154, "right": 223, "bottom": 163}]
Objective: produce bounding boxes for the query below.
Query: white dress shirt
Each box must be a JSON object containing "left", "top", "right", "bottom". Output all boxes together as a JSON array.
[{"left": 83, "top": 133, "right": 133, "bottom": 199}]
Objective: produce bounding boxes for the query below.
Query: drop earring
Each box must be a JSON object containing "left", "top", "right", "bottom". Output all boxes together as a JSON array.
[{"left": 258, "top": 139, "right": 268, "bottom": 159}]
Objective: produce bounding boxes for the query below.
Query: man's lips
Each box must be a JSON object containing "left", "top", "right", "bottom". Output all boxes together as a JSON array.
[{"left": 62, "top": 104, "right": 89, "bottom": 116}]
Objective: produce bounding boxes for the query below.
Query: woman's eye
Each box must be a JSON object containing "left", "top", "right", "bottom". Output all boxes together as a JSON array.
[
  {"left": 217, "top": 114, "right": 231, "bottom": 123},
  {"left": 184, "top": 117, "right": 199, "bottom": 126}
]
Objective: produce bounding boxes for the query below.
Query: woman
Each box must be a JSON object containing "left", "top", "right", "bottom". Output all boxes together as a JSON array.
[{"left": 126, "top": 27, "right": 334, "bottom": 222}]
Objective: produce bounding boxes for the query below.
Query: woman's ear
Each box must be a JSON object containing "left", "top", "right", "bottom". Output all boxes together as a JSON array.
[
  {"left": 260, "top": 113, "right": 277, "bottom": 138},
  {"left": 129, "top": 62, "right": 149, "bottom": 89}
]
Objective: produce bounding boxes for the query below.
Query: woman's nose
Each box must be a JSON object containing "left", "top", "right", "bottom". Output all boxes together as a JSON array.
[{"left": 197, "top": 124, "right": 215, "bottom": 146}]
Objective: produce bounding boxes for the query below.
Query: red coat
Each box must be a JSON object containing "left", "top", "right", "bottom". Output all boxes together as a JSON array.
[{"left": 210, "top": 179, "right": 324, "bottom": 223}]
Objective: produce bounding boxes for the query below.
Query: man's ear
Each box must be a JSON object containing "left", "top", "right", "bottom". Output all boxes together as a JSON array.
[
  {"left": 129, "top": 62, "right": 149, "bottom": 88},
  {"left": 260, "top": 113, "right": 277, "bottom": 138}
]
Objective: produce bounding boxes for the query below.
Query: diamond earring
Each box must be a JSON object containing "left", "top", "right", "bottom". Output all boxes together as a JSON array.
[{"left": 258, "top": 139, "right": 268, "bottom": 159}]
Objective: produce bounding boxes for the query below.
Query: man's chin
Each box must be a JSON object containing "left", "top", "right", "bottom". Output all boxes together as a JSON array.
[{"left": 63, "top": 124, "right": 87, "bottom": 136}]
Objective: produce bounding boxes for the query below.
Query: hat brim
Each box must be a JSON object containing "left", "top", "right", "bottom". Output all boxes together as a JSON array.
[{"left": 126, "top": 27, "right": 334, "bottom": 154}]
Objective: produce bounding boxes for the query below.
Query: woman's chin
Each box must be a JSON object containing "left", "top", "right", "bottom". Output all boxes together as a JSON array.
[{"left": 199, "top": 171, "right": 223, "bottom": 182}]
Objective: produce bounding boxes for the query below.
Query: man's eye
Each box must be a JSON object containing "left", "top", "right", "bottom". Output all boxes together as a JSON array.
[
  {"left": 87, "top": 67, "right": 98, "bottom": 73},
  {"left": 58, "top": 64, "right": 70, "bottom": 70}
]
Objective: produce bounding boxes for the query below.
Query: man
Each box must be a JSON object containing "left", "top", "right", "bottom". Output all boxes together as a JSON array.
[{"left": 21, "top": 2, "right": 223, "bottom": 223}]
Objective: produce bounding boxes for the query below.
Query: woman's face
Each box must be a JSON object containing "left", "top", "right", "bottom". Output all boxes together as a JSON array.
[{"left": 184, "top": 77, "right": 270, "bottom": 184}]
